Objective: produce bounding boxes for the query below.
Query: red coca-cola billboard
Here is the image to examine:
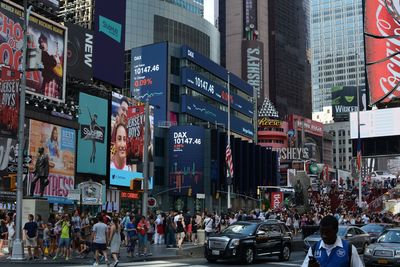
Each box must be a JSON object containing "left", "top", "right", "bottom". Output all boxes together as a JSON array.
[{"left": 365, "top": 0, "right": 400, "bottom": 104}]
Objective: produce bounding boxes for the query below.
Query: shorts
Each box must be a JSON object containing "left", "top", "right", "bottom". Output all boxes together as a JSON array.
[
  {"left": 25, "top": 237, "right": 37, "bottom": 247},
  {"left": 58, "top": 238, "right": 71, "bottom": 248},
  {"left": 177, "top": 232, "right": 185, "bottom": 240},
  {"left": 93, "top": 242, "right": 107, "bottom": 252},
  {"left": 43, "top": 239, "right": 50, "bottom": 248},
  {"left": 8, "top": 239, "right": 14, "bottom": 249},
  {"left": 138, "top": 234, "right": 147, "bottom": 246}
]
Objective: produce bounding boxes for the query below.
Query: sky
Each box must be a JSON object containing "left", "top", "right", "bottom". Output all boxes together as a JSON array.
[{"left": 204, "top": 0, "right": 216, "bottom": 25}]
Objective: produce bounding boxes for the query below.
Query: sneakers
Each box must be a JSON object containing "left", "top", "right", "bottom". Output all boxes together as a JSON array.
[
  {"left": 6, "top": 256, "right": 11, "bottom": 260},
  {"left": 65, "top": 257, "right": 70, "bottom": 261},
  {"left": 113, "top": 260, "right": 119, "bottom": 267},
  {"left": 43, "top": 257, "right": 47, "bottom": 260},
  {"left": 53, "top": 255, "right": 58, "bottom": 260},
  {"left": 93, "top": 262, "right": 98, "bottom": 266},
  {"left": 105, "top": 260, "right": 110, "bottom": 267}
]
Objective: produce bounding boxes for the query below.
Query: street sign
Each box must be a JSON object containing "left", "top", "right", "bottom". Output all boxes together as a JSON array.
[
  {"left": 148, "top": 197, "right": 157, "bottom": 208},
  {"left": 67, "top": 189, "right": 80, "bottom": 200},
  {"left": 7, "top": 166, "right": 28, "bottom": 174},
  {"left": 196, "top": 193, "right": 205, "bottom": 199}
]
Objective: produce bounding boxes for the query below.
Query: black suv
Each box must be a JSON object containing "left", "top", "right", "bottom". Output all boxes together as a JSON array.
[{"left": 204, "top": 220, "right": 292, "bottom": 264}]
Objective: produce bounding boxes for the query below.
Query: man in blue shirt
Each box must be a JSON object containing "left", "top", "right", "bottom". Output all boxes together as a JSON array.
[{"left": 302, "top": 215, "right": 364, "bottom": 267}]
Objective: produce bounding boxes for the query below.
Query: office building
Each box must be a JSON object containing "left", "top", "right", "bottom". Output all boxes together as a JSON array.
[
  {"left": 325, "top": 121, "right": 352, "bottom": 171},
  {"left": 311, "top": 0, "right": 365, "bottom": 112}
]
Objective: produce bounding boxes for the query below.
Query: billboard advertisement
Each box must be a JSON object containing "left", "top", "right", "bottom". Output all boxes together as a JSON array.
[
  {"left": 0, "top": 137, "right": 17, "bottom": 178},
  {"left": 270, "top": 192, "right": 283, "bottom": 209},
  {"left": 66, "top": 22, "right": 93, "bottom": 82},
  {"left": 0, "top": 71, "right": 19, "bottom": 137},
  {"left": 364, "top": 0, "right": 400, "bottom": 104},
  {"left": 77, "top": 93, "right": 108, "bottom": 175},
  {"left": 93, "top": 0, "right": 126, "bottom": 87},
  {"left": 0, "top": 1, "right": 67, "bottom": 102},
  {"left": 109, "top": 92, "right": 154, "bottom": 187},
  {"left": 28, "top": 120, "right": 75, "bottom": 200},
  {"left": 181, "top": 68, "right": 254, "bottom": 118},
  {"left": 242, "top": 40, "right": 264, "bottom": 107},
  {"left": 331, "top": 86, "right": 366, "bottom": 121},
  {"left": 168, "top": 126, "right": 204, "bottom": 196},
  {"left": 130, "top": 42, "right": 168, "bottom": 124},
  {"left": 243, "top": 0, "right": 258, "bottom": 33},
  {"left": 350, "top": 107, "right": 400, "bottom": 139}
]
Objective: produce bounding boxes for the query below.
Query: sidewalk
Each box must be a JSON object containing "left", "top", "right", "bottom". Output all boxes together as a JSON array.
[{"left": 0, "top": 243, "right": 201, "bottom": 265}]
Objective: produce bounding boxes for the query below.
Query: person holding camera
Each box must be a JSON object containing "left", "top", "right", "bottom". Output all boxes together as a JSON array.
[
  {"left": 53, "top": 214, "right": 72, "bottom": 260},
  {"left": 301, "top": 215, "right": 363, "bottom": 267}
]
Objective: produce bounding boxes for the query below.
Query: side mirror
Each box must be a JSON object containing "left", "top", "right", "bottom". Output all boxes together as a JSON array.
[{"left": 256, "top": 230, "right": 266, "bottom": 236}]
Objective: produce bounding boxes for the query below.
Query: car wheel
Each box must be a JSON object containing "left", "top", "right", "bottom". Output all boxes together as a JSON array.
[
  {"left": 206, "top": 258, "right": 217, "bottom": 263},
  {"left": 279, "top": 244, "right": 291, "bottom": 261},
  {"left": 242, "top": 247, "right": 254, "bottom": 264}
]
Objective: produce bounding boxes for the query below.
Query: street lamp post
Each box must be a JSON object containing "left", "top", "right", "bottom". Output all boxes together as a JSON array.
[
  {"left": 12, "top": 0, "right": 32, "bottom": 260},
  {"left": 356, "top": 53, "right": 362, "bottom": 207},
  {"left": 142, "top": 100, "right": 150, "bottom": 216}
]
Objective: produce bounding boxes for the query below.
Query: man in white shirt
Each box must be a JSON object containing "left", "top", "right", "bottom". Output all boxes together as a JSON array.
[{"left": 302, "top": 215, "right": 364, "bottom": 267}]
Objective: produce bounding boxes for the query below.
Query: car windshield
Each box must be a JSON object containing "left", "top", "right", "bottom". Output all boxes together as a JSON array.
[
  {"left": 338, "top": 227, "right": 347, "bottom": 237},
  {"left": 222, "top": 223, "right": 257, "bottom": 236},
  {"left": 361, "top": 225, "right": 384, "bottom": 233},
  {"left": 377, "top": 230, "right": 400, "bottom": 243},
  {"left": 376, "top": 171, "right": 384, "bottom": 175}
]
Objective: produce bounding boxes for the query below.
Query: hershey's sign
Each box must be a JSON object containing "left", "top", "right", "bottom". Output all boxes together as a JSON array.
[{"left": 275, "top": 147, "right": 309, "bottom": 160}]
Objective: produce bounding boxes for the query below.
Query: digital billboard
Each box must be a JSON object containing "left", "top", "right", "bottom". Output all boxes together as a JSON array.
[
  {"left": 0, "top": 1, "right": 67, "bottom": 102},
  {"left": 28, "top": 120, "right": 75, "bottom": 200},
  {"left": 93, "top": 0, "right": 126, "bottom": 87},
  {"left": 364, "top": 0, "right": 400, "bottom": 104},
  {"left": 243, "top": 0, "right": 258, "bottom": 34},
  {"left": 40, "top": 0, "right": 59, "bottom": 11},
  {"left": 130, "top": 42, "right": 168, "bottom": 124},
  {"left": 0, "top": 71, "right": 19, "bottom": 137},
  {"left": 109, "top": 92, "right": 154, "bottom": 188},
  {"left": 0, "top": 137, "right": 17, "bottom": 178},
  {"left": 66, "top": 22, "right": 93, "bottom": 82},
  {"left": 168, "top": 126, "right": 204, "bottom": 196},
  {"left": 242, "top": 40, "right": 264, "bottom": 108},
  {"left": 77, "top": 93, "right": 108, "bottom": 175}
]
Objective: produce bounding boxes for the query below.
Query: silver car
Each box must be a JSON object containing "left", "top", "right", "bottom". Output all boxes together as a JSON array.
[
  {"left": 304, "top": 225, "right": 371, "bottom": 254},
  {"left": 364, "top": 228, "right": 400, "bottom": 267}
]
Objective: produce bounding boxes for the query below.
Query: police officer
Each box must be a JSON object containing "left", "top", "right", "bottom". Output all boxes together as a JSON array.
[{"left": 302, "top": 215, "right": 364, "bottom": 267}]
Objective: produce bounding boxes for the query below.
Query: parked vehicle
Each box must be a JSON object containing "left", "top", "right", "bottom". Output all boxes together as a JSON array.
[
  {"left": 364, "top": 228, "right": 400, "bottom": 267},
  {"left": 368, "top": 171, "right": 397, "bottom": 183},
  {"left": 361, "top": 223, "right": 393, "bottom": 243},
  {"left": 304, "top": 225, "right": 371, "bottom": 254},
  {"left": 204, "top": 220, "right": 292, "bottom": 264}
]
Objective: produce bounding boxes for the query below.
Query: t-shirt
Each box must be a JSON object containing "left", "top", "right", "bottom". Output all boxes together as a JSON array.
[
  {"left": 7, "top": 222, "right": 15, "bottom": 240},
  {"left": 72, "top": 216, "right": 81, "bottom": 230},
  {"left": 92, "top": 222, "right": 108, "bottom": 244},
  {"left": 137, "top": 221, "right": 149, "bottom": 236},
  {"left": 60, "top": 221, "right": 70, "bottom": 239},
  {"left": 126, "top": 222, "right": 137, "bottom": 238},
  {"left": 43, "top": 228, "right": 50, "bottom": 241},
  {"left": 24, "top": 221, "right": 38, "bottom": 238}
]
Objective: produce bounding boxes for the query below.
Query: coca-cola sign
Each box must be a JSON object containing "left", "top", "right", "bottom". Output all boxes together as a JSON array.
[{"left": 364, "top": 0, "right": 400, "bottom": 104}]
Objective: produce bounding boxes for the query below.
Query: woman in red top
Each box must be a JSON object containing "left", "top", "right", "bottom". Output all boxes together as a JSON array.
[{"left": 136, "top": 216, "right": 149, "bottom": 256}]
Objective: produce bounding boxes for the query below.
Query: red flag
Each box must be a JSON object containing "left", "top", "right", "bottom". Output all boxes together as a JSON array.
[
  {"left": 357, "top": 150, "right": 362, "bottom": 171},
  {"left": 226, "top": 143, "right": 234, "bottom": 177}
]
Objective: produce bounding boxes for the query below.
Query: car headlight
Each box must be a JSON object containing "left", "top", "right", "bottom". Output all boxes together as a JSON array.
[
  {"left": 395, "top": 250, "right": 400, "bottom": 258},
  {"left": 364, "top": 248, "right": 374, "bottom": 255},
  {"left": 229, "top": 239, "right": 240, "bottom": 248}
]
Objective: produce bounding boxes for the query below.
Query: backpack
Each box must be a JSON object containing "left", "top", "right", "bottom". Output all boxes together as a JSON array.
[{"left": 312, "top": 240, "right": 352, "bottom": 267}]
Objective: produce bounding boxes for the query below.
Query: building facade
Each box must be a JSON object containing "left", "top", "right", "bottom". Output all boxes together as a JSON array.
[
  {"left": 219, "top": 0, "right": 311, "bottom": 118},
  {"left": 311, "top": 0, "right": 365, "bottom": 112},
  {"left": 325, "top": 121, "right": 352, "bottom": 171}
]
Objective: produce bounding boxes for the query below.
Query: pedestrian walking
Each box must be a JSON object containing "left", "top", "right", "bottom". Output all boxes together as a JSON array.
[
  {"left": 92, "top": 216, "right": 109, "bottom": 266},
  {"left": 126, "top": 216, "right": 138, "bottom": 258},
  {"left": 6, "top": 214, "right": 15, "bottom": 259},
  {"left": 137, "top": 216, "right": 149, "bottom": 256},
  {"left": 301, "top": 215, "right": 363, "bottom": 267},
  {"left": 53, "top": 214, "right": 72, "bottom": 261},
  {"left": 176, "top": 214, "right": 185, "bottom": 249},
  {"left": 109, "top": 217, "right": 121, "bottom": 267},
  {"left": 23, "top": 214, "right": 38, "bottom": 260}
]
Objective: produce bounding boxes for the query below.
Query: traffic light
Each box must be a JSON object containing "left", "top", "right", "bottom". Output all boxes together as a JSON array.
[{"left": 130, "top": 179, "right": 143, "bottom": 192}]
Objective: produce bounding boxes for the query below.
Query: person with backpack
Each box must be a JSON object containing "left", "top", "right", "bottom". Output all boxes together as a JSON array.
[{"left": 301, "top": 215, "right": 363, "bottom": 267}]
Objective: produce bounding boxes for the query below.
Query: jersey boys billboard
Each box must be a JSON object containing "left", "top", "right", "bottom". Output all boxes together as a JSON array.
[
  {"left": 364, "top": 0, "right": 400, "bottom": 104},
  {"left": 168, "top": 126, "right": 204, "bottom": 196},
  {"left": 77, "top": 93, "right": 108, "bottom": 176},
  {"left": 130, "top": 42, "right": 168, "bottom": 124},
  {"left": 0, "top": 0, "right": 67, "bottom": 102}
]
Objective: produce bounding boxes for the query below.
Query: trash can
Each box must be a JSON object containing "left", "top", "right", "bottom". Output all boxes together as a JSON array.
[{"left": 197, "top": 229, "right": 205, "bottom": 244}]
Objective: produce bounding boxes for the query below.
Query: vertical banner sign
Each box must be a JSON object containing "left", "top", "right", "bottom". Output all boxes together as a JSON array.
[
  {"left": 28, "top": 120, "right": 75, "bottom": 200},
  {"left": 168, "top": 126, "right": 204, "bottom": 196},
  {"left": 270, "top": 192, "right": 283, "bottom": 209},
  {"left": 93, "top": 0, "right": 126, "bottom": 87},
  {"left": 66, "top": 23, "right": 93, "bottom": 82},
  {"left": 0, "top": 1, "right": 67, "bottom": 102},
  {"left": 243, "top": 0, "right": 258, "bottom": 36},
  {"left": 109, "top": 92, "right": 154, "bottom": 188},
  {"left": 0, "top": 137, "right": 18, "bottom": 177},
  {"left": 77, "top": 93, "right": 108, "bottom": 175},
  {"left": 242, "top": 40, "right": 264, "bottom": 107},
  {"left": 130, "top": 42, "right": 168, "bottom": 124},
  {"left": 0, "top": 69, "right": 19, "bottom": 137},
  {"left": 364, "top": 0, "right": 400, "bottom": 104}
]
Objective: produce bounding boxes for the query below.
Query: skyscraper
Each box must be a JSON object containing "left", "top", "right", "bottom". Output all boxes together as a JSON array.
[
  {"left": 219, "top": 0, "right": 311, "bottom": 119},
  {"left": 311, "top": 0, "right": 365, "bottom": 112}
]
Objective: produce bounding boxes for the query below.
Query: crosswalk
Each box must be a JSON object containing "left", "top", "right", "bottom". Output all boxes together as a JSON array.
[{"left": 68, "top": 260, "right": 208, "bottom": 267}]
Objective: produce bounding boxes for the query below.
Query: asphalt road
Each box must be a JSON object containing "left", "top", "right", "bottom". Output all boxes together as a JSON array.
[{"left": 0, "top": 251, "right": 307, "bottom": 267}]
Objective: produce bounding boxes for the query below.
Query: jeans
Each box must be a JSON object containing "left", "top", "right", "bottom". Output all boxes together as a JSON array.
[{"left": 165, "top": 229, "right": 176, "bottom": 246}]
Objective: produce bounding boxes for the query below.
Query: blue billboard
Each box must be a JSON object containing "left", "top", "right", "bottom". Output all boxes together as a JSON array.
[
  {"left": 168, "top": 126, "right": 205, "bottom": 195},
  {"left": 181, "top": 95, "right": 254, "bottom": 138},
  {"left": 93, "top": 0, "right": 126, "bottom": 87},
  {"left": 181, "top": 68, "right": 253, "bottom": 118},
  {"left": 130, "top": 42, "right": 168, "bottom": 124},
  {"left": 77, "top": 93, "right": 108, "bottom": 175},
  {"left": 181, "top": 45, "right": 253, "bottom": 96}
]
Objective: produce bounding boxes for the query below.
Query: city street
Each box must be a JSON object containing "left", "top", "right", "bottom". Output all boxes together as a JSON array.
[{"left": 1, "top": 252, "right": 306, "bottom": 267}]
